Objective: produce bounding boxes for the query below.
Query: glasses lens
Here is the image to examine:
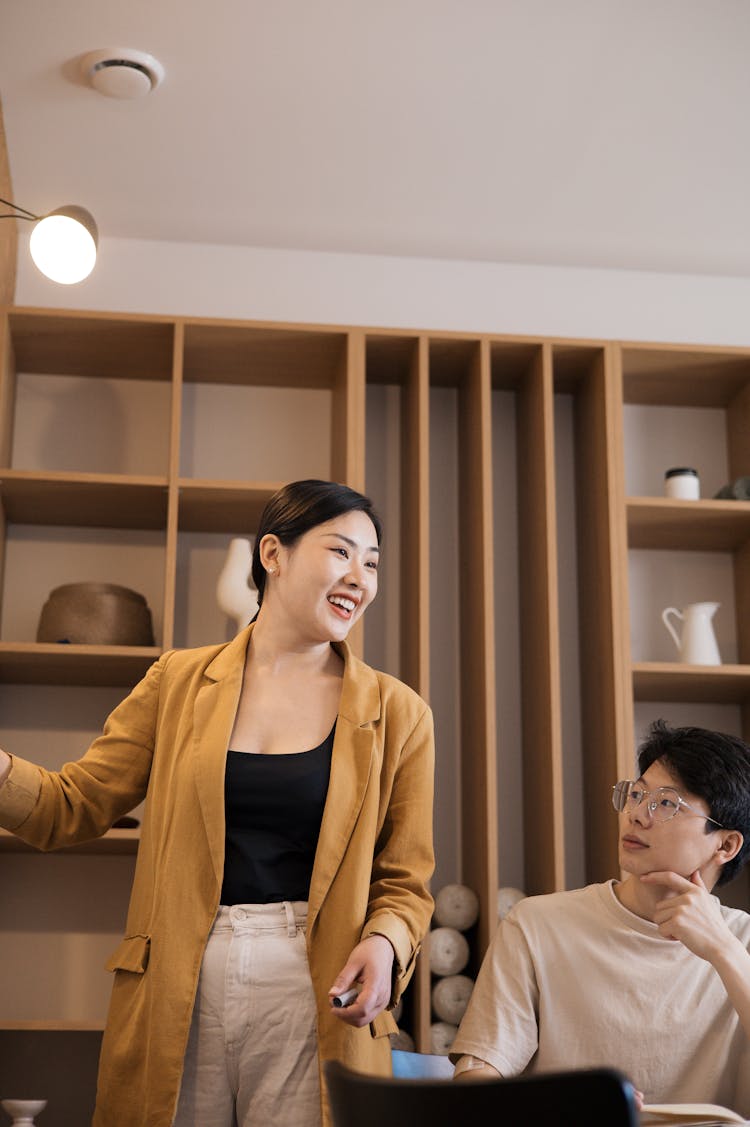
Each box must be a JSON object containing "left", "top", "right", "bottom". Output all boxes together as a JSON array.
[
  {"left": 612, "top": 781, "right": 631, "bottom": 813},
  {"left": 650, "top": 788, "right": 681, "bottom": 822}
]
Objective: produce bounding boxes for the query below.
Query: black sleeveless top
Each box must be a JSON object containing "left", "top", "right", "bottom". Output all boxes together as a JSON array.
[{"left": 220, "top": 725, "right": 335, "bottom": 905}]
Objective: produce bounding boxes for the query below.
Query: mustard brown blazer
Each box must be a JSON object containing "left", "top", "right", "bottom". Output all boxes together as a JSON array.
[{"left": 0, "top": 626, "right": 435, "bottom": 1127}]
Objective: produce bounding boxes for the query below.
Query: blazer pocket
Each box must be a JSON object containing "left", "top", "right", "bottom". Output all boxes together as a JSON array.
[
  {"left": 370, "top": 1010, "right": 399, "bottom": 1039},
  {"left": 105, "top": 933, "right": 151, "bottom": 974}
]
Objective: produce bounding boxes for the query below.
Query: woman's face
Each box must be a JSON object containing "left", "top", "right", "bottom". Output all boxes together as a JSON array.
[{"left": 266, "top": 509, "right": 379, "bottom": 643}]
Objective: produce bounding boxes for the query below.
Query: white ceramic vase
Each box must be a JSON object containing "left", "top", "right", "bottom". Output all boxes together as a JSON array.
[
  {"left": 216, "top": 538, "right": 259, "bottom": 632},
  {"left": 1, "top": 1100, "right": 47, "bottom": 1126}
]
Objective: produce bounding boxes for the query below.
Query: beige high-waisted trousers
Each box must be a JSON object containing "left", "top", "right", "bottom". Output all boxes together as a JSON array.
[{"left": 173, "top": 901, "right": 321, "bottom": 1127}]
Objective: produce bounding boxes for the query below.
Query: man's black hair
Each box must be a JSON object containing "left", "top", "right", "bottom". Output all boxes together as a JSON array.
[{"left": 637, "top": 719, "right": 750, "bottom": 886}]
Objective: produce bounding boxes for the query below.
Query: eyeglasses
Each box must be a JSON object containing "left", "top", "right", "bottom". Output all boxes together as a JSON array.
[{"left": 611, "top": 780, "right": 724, "bottom": 828}]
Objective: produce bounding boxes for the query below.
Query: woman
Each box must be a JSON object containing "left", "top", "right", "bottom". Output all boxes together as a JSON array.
[{"left": 0, "top": 479, "right": 435, "bottom": 1127}]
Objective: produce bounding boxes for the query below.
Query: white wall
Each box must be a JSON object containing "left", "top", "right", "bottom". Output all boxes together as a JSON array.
[{"left": 15, "top": 234, "right": 750, "bottom": 347}]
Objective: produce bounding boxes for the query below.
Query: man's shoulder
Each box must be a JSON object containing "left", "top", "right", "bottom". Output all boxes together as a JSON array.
[
  {"left": 506, "top": 882, "right": 607, "bottom": 928},
  {"left": 719, "top": 898, "right": 750, "bottom": 940}
]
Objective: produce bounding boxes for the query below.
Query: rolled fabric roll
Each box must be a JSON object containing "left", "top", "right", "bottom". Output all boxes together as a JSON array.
[
  {"left": 497, "top": 886, "right": 526, "bottom": 920},
  {"left": 431, "top": 974, "right": 474, "bottom": 1024},
  {"left": 429, "top": 926, "right": 470, "bottom": 976},
  {"left": 430, "top": 1021, "right": 458, "bottom": 1056},
  {"left": 433, "top": 883, "right": 479, "bottom": 931}
]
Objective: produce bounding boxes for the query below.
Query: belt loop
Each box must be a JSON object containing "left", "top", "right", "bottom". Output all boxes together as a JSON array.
[{"left": 283, "top": 900, "right": 297, "bottom": 937}]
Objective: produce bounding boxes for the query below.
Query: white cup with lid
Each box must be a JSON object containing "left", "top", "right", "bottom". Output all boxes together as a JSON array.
[{"left": 664, "top": 467, "right": 700, "bottom": 500}]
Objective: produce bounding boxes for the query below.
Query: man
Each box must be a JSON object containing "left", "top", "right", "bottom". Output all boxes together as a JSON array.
[{"left": 451, "top": 721, "right": 750, "bottom": 1116}]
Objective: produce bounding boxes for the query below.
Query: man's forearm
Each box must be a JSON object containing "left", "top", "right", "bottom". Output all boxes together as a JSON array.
[
  {"left": 714, "top": 935, "right": 750, "bottom": 1042},
  {"left": 452, "top": 1055, "right": 502, "bottom": 1081},
  {"left": 0, "top": 749, "right": 11, "bottom": 787}
]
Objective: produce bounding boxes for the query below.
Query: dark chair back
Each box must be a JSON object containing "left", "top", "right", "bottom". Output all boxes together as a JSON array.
[{"left": 324, "top": 1060, "right": 639, "bottom": 1127}]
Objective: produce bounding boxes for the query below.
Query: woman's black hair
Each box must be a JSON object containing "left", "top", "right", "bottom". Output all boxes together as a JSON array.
[
  {"left": 637, "top": 719, "right": 750, "bottom": 886},
  {"left": 251, "top": 479, "right": 382, "bottom": 607}
]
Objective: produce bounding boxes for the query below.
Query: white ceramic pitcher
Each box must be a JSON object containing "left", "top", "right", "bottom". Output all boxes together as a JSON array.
[{"left": 661, "top": 602, "right": 721, "bottom": 665}]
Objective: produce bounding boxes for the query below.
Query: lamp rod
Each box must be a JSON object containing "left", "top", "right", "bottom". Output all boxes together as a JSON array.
[{"left": 0, "top": 196, "right": 40, "bottom": 220}]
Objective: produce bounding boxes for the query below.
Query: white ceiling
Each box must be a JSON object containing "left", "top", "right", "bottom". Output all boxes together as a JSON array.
[{"left": 2, "top": 0, "right": 750, "bottom": 278}]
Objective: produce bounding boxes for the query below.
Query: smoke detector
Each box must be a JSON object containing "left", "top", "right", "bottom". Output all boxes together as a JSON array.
[{"left": 80, "top": 48, "right": 165, "bottom": 99}]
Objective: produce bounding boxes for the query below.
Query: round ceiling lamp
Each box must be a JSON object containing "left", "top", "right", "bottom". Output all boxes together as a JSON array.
[
  {"left": 29, "top": 206, "right": 98, "bottom": 285},
  {"left": 0, "top": 198, "right": 99, "bottom": 285},
  {"left": 80, "top": 48, "right": 165, "bottom": 99}
]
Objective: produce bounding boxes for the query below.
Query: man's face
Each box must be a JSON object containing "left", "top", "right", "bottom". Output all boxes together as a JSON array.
[{"left": 618, "top": 759, "right": 722, "bottom": 881}]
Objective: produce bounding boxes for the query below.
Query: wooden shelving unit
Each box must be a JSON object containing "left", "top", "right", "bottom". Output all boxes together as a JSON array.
[
  {"left": 2, "top": 306, "right": 750, "bottom": 1045},
  {"left": 619, "top": 342, "right": 750, "bottom": 905}
]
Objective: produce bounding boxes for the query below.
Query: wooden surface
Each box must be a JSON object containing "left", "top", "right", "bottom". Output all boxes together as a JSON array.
[
  {"left": 458, "top": 340, "right": 499, "bottom": 951},
  {"left": 400, "top": 335, "right": 431, "bottom": 1046},
  {"left": 182, "top": 319, "right": 349, "bottom": 388},
  {"left": 517, "top": 343, "right": 565, "bottom": 894},
  {"left": 400, "top": 335, "right": 430, "bottom": 701},
  {"left": 627, "top": 497, "right": 750, "bottom": 550},
  {"left": 8, "top": 307, "right": 175, "bottom": 379},
  {"left": 567, "top": 345, "right": 632, "bottom": 883},
  {"left": 0, "top": 826, "right": 140, "bottom": 853},
  {"left": 632, "top": 662, "right": 750, "bottom": 703},
  {"left": 0, "top": 97, "right": 17, "bottom": 306},
  {"left": 621, "top": 343, "right": 750, "bottom": 406},
  {"left": 0, "top": 642, "right": 160, "bottom": 685},
  {"left": 0, "top": 470, "right": 169, "bottom": 527}
]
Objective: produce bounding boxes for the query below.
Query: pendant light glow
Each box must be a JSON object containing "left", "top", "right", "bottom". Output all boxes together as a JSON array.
[{"left": 29, "top": 206, "right": 98, "bottom": 284}]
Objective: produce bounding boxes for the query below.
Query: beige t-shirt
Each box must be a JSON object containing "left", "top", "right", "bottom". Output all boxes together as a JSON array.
[{"left": 451, "top": 881, "right": 750, "bottom": 1116}]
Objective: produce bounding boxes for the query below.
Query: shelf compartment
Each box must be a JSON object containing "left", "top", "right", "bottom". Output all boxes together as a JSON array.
[
  {"left": 632, "top": 661, "right": 750, "bottom": 703},
  {"left": 0, "top": 826, "right": 140, "bottom": 854},
  {"left": 0, "top": 470, "right": 168, "bottom": 528},
  {"left": 182, "top": 321, "right": 349, "bottom": 388},
  {"left": 627, "top": 497, "right": 750, "bottom": 550},
  {"left": 621, "top": 346, "right": 750, "bottom": 407},
  {"left": 177, "top": 478, "right": 282, "bottom": 532},
  {"left": 0, "top": 643, "right": 160, "bottom": 686},
  {"left": 6, "top": 309, "right": 175, "bottom": 381}
]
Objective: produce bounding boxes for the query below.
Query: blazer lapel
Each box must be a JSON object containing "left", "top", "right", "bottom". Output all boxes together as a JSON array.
[
  {"left": 308, "top": 642, "right": 381, "bottom": 923},
  {"left": 193, "top": 627, "right": 251, "bottom": 885}
]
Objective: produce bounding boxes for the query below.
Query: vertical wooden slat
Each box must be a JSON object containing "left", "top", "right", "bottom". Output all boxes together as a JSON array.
[
  {"left": 0, "top": 309, "right": 15, "bottom": 465},
  {"left": 728, "top": 384, "right": 750, "bottom": 674},
  {"left": 0, "top": 310, "right": 15, "bottom": 636},
  {"left": 399, "top": 335, "right": 432, "bottom": 1049},
  {"left": 735, "top": 540, "right": 750, "bottom": 669},
  {"left": 331, "top": 331, "right": 365, "bottom": 491},
  {"left": 334, "top": 330, "right": 366, "bottom": 658},
  {"left": 726, "top": 382, "right": 750, "bottom": 480},
  {"left": 0, "top": 100, "right": 17, "bottom": 306},
  {"left": 400, "top": 336, "right": 430, "bottom": 698},
  {"left": 576, "top": 345, "right": 633, "bottom": 883},
  {"left": 516, "top": 343, "right": 565, "bottom": 893},
  {"left": 458, "top": 340, "right": 498, "bottom": 954},
  {"left": 161, "top": 321, "right": 182, "bottom": 650}
]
